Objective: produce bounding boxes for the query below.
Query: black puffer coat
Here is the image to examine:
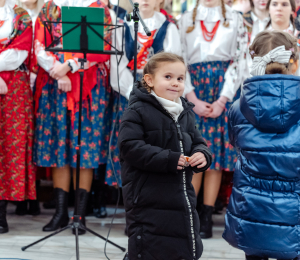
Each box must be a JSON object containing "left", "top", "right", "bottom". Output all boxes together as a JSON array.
[{"left": 118, "top": 82, "right": 212, "bottom": 260}]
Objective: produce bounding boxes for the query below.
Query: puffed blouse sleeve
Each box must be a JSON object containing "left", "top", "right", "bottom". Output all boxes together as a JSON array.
[{"left": 221, "top": 12, "right": 248, "bottom": 101}]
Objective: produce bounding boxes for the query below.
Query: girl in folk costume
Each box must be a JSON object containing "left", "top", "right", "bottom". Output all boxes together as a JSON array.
[
  {"left": 155, "top": 0, "right": 177, "bottom": 25},
  {"left": 14, "top": 0, "right": 44, "bottom": 217},
  {"left": 33, "top": 0, "right": 112, "bottom": 234},
  {"left": 243, "top": 0, "right": 269, "bottom": 70},
  {"left": 179, "top": 0, "right": 248, "bottom": 238},
  {"left": 107, "top": 0, "right": 181, "bottom": 186},
  {"left": 0, "top": 0, "right": 35, "bottom": 234},
  {"left": 243, "top": 0, "right": 269, "bottom": 45}
]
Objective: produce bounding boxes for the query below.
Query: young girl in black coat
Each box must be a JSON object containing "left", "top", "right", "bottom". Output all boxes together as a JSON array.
[{"left": 118, "top": 52, "right": 213, "bottom": 260}]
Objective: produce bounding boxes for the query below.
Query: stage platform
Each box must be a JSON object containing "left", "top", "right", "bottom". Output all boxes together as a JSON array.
[{"left": 0, "top": 203, "right": 250, "bottom": 260}]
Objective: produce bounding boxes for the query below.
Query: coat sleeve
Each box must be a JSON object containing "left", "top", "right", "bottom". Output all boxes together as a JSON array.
[
  {"left": 190, "top": 125, "right": 213, "bottom": 173},
  {"left": 118, "top": 108, "right": 182, "bottom": 174}
]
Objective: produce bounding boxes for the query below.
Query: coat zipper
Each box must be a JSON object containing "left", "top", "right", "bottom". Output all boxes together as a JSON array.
[{"left": 160, "top": 107, "right": 196, "bottom": 260}]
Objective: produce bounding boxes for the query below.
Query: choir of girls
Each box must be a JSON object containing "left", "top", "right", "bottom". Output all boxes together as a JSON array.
[{"left": 0, "top": 0, "right": 299, "bottom": 251}]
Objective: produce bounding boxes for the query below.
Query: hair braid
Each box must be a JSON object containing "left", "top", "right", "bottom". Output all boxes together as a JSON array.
[
  {"left": 221, "top": 0, "right": 229, "bottom": 27},
  {"left": 186, "top": 0, "right": 200, "bottom": 33}
]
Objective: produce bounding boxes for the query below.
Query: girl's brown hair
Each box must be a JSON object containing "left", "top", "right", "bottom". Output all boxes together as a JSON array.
[
  {"left": 265, "top": 0, "right": 296, "bottom": 30},
  {"left": 142, "top": 52, "right": 186, "bottom": 93},
  {"left": 186, "top": 0, "right": 229, "bottom": 33},
  {"left": 249, "top": 30, "right": 298, "bottom": 74}
]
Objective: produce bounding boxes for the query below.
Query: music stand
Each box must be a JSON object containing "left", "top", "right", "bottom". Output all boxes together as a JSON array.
[{"left": 21, "top": 11, "right": 126, "bottom": 260}]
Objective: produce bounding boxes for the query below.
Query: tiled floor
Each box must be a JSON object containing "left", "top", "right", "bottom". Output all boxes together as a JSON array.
[{"left": 0, "top": 204, "right": 253, "bottom": 260}]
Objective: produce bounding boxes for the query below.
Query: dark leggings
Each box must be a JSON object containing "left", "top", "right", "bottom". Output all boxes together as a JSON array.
[{"left": 246, "top": 255, "right": 299, "bottom": 260}]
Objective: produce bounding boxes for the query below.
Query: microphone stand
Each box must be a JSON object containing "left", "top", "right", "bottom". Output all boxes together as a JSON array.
[{"left": 126, "top": 0, "right": 151, "bottom": 84}]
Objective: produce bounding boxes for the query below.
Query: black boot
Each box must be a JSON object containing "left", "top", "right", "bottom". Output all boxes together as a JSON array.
[
  {"left": 28, "top": 180, "right": 41, "bottom": 216},
  {"left": 43, "top": 188, "right": 69, "bottom": 232},
  {"left": 15, "top": 201, "right": 28, "bottom": 215},
  {"left": 72, "top": 188, "right": 89, "bottom": 235},
  {"left": 199, "top": 204, "right": 214, "bottom": 239},
  {"left": 0, "top": 201, "right": 8, "bottom": 234},
  {"left": 94, "top": 165, "right": 108, "bottom": 218}
]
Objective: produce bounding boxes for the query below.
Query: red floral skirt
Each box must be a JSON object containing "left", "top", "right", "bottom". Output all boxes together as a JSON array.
[{"left": 0, "top": 70, "right": 36, "bottom": 201}]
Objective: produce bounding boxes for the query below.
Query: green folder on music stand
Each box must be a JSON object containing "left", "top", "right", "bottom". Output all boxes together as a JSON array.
[{"left": 61, "top": 6, "right": 104, "bottom": 51}]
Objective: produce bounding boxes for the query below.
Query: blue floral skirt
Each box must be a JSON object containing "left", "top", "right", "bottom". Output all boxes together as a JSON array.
[
  {"left": 105, "top": 92, "right": 128, "bottom": 186},
  {"left": 189, "top": 61, "right": 239, "bottom": 171},
  {"left": 33, "top": 69, "right": 113, "bottom": 169}
]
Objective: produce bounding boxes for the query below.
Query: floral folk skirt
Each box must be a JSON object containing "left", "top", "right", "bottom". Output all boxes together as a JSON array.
[
  {"left": 105, "top": 92, "right": 128, "bottom": 186},
  {"left": 33, "top": 69, "right": 113, "bottom": 169},
  {"left": 189, "top": 61, "right": 239, "bottom": 171},
  {"left": 0, "top": 70, "right": 36, "bottom": 201}
]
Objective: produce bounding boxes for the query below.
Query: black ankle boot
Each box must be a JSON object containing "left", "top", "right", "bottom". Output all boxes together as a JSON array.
[
  {"left": 15, "top": 201, "right": 28, "bottom": 215},
  {"left": 0, "top": 201, "right": 8, "bottom": 234},
  {"left": 28, "top": 180, "right": 41, "bottom": 216},
  {"left": 94, "top": 165, "right": 108, "bottom": 219},
  {"left": 43, "top": 188, "right": 69, "bottom": 232},
  {"left": 199, "top": 204, "right": 214, "bottom": 239},
  {"left": 73, "top": 188, "right": 89, "bottom": 235}
]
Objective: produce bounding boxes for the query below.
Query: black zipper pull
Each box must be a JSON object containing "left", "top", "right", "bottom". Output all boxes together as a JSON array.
[{"left": 176, "top": 123, "right": 183, "bottom": 141}]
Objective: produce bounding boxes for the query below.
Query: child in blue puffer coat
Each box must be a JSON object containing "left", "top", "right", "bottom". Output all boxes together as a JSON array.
[{"left": 223, "top": 30, "right": 300, "bottom": 260}]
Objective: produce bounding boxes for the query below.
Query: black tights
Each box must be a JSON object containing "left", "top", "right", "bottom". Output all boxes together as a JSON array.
[{"left": 246, "top": 255, "right": 299, "bottom": 260}]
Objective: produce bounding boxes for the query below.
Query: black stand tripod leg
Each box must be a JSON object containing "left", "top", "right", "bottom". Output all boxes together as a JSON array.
[
  {"left": 84, "top": 226, "right": 126, "bottom": 252},
  {"left": 75, "top": 226, "right": 80, "bottom": 260},
  {"left": 21, "top": 224, "right": 72, "bottom": 251}
]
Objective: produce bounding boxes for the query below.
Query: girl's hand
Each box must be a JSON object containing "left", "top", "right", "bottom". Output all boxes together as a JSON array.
[
  {"left": 57, "top": 75, "right": 72, "bottom": 92},
  {"left": 207, "top": 96, "right": 228, "bottom": 118},
  {"left": 0, "top": 77, "right": 8, "bottom": 95},
  {"left": 50, "top": 62, "right": 71, "bottom": 80},
  {"left": 177, "top": 155, "right": 187, "bottom": 170},
  {"left": 193, "top": 99, "right": 213, "bottom": 117},
  {"left": 189, "top": 152, "right": 207, "bottom": 169},
  {"left": 30, "top": 72, "right": 37, "bottom": 90},
  {"left": 207, "top": 101, "right": 224, "bottom": 118},
  {"left": 186, "top": 91, "right": 212, "bottom": 117}
]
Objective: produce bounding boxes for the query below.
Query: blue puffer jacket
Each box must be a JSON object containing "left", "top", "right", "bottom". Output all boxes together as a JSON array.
[{"left": 223, "top": 74, "right": 300, "bottom": 259}]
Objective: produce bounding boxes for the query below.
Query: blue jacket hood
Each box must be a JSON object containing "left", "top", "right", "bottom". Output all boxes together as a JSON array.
[{"left": 240, "top": 74, "right": 300, "bottom": 133}]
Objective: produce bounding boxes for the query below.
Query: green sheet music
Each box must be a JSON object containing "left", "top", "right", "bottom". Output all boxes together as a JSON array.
[{"left": 62, "top": 6, "right": 104, "bottom": 51}]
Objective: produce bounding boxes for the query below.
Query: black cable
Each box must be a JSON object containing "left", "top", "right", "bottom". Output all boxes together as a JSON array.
[{"left": 104, "top": 0, "right": 124, "bottom": 259}]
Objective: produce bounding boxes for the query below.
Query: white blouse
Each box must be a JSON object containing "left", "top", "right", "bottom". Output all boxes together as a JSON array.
[
  {"left": 110, "top": 11, "right": 182, "bottom": 99},
  {"left": 250, "top": 11, "right": 269, "bottom": 44},
  {"left": 246, "top": 11, "right": 269, "bottom": 73},
  {"left": 179, "top": 4, "right": 248, "bottom": 101},
  {"left": 0, "top": 0, "right": 28, "bottom": 72}
]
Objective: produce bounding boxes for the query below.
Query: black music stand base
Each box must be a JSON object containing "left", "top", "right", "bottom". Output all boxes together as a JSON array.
[{"left": 21, "top": 215, "right": 126, "bottom": 258}]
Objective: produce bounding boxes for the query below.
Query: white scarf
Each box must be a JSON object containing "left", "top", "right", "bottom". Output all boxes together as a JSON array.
[
  {"left": 250, "top": 45, "right": 292, "bottom": 76},
  {"left": 151, "top": 91, "right": 184, "bottom": 121}
]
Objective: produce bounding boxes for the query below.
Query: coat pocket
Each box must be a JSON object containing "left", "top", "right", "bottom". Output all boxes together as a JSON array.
[{"left": 133, "top": 174, "right": 149, "bottom": 205}]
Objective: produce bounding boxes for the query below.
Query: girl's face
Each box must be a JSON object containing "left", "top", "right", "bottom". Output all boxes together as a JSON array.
[
  {"left": 269, "top": 0, "right": 293, "bottom": 25},
  {"left": 201, "top": 0, "right": 221, "bottom": 8},
  {"left": 253, "top": 0, "right": 268, "bottom": 11},
  {"left": 144, "top": 62, "right": 186, "bottom": 101},
  {"left": 134, "top": 0, "right": 156, "bottom": 17}
]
